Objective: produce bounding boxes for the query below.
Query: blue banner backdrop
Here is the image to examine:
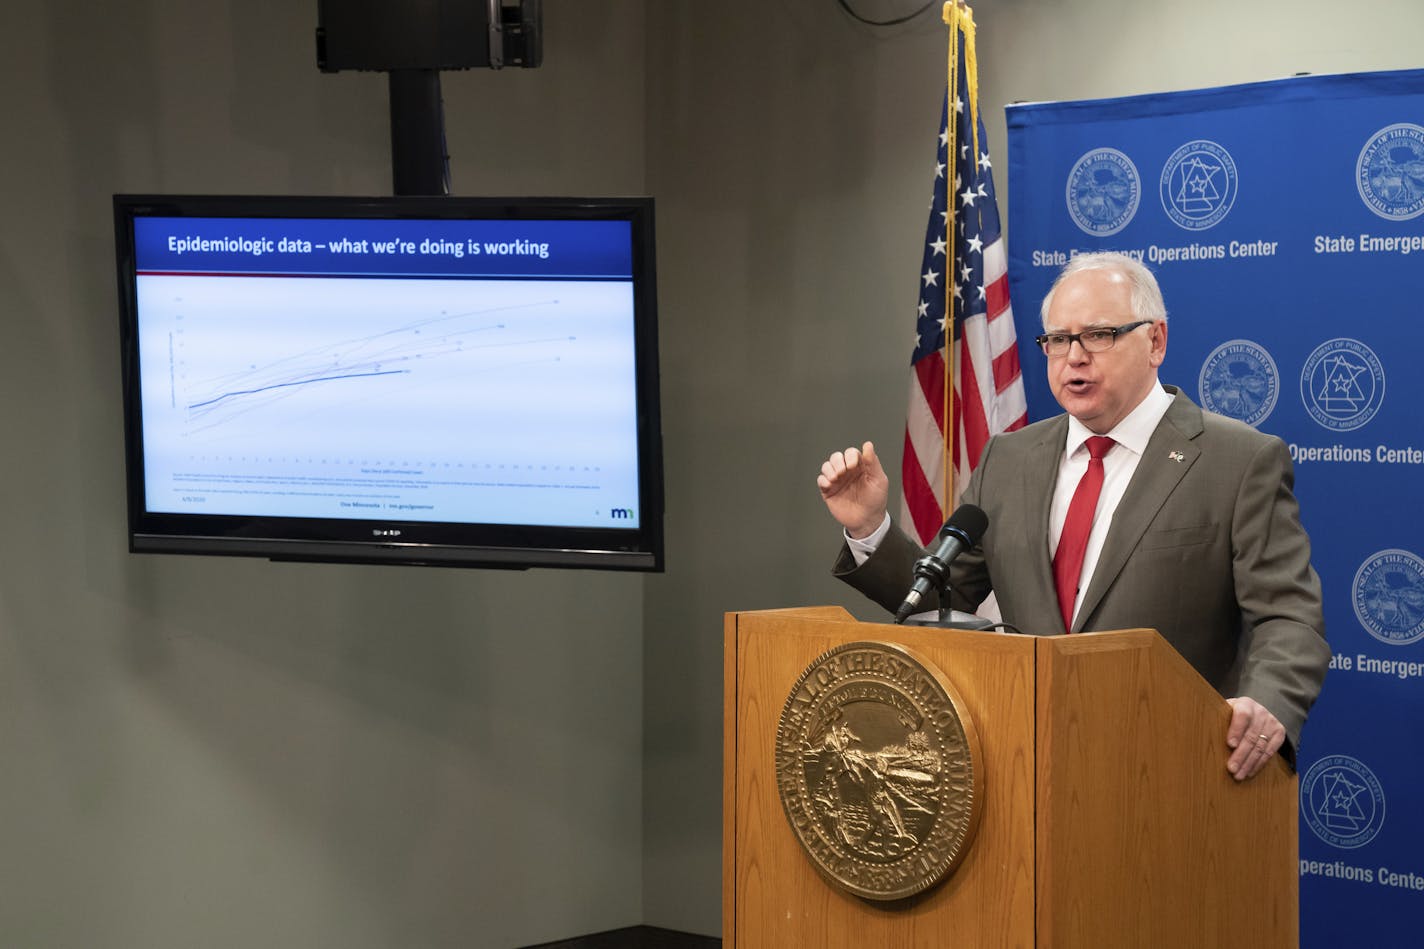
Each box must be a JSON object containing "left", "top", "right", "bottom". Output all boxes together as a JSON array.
[{"left": 1006, "top": 69, "right": 1424, "bottom": 946}]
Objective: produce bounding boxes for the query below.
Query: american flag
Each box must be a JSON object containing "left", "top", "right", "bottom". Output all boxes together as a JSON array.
[{"left": 900, "top": 11, "right": 1027, "bottom": 546}]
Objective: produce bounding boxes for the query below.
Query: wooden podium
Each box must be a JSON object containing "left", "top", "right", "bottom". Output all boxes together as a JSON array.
[{"left": 723, "top": 607, "right": 1298, "bottom": 948}]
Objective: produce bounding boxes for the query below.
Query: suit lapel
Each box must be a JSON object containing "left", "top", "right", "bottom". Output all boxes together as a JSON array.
[
  {"left": 1074, "top": 390, "right": 1204, "bottom": 631},
  {"left": 1020, "top": 416, "right": 1069, "bottom": 632}
]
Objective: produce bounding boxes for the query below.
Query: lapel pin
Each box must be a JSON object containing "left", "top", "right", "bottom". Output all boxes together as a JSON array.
[{"left": 1168, "top": 450, "right": 1185, "bottom": 463}]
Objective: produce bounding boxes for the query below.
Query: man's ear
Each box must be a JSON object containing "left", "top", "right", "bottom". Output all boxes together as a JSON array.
[{"left": 1149, "top": 320, "right": 1168, "bottom": 367}]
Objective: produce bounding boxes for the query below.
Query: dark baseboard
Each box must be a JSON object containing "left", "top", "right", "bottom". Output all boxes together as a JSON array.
[{"left": 519, "top": 924, "right": 719, "bottom": 949}]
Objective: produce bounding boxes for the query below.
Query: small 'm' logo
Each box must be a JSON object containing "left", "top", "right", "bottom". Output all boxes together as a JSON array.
[
  {"left": 1066, "top": 148, "right": 1140, "bottom": 236},
  {"left": 1299, "top": 337, "right": 1385, "bottom": 432},
  {"left": 1301, "top": 754, "right": 1386, "bottom": 850},
  {"left": 1160, "top": 139, "right": 1239, "bottom": 230},
  {"left": 1356, "top": 123, "right": 1424, "bottom": 221},
  {"left": 1352, "top": 548, "right": 1424, "bottom": 646},
  {"left": 610, "top": 507, "right": 635, "bottom": 520},
  {"left": 1198, "top": 339, "right": 1278, "bottom": 427}
]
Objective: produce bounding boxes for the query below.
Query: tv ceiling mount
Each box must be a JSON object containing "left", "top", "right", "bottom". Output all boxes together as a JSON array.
[{"left": 316, "top": 0, "right": 544, "bottom": 195}]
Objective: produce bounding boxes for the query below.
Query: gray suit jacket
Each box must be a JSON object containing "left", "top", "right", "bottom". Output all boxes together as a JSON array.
[{"left": 836, "top": 387, "right": 1330, "bottom": 752}]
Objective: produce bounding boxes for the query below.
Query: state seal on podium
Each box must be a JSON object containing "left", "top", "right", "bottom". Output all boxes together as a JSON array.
[{"left": 774, "top": 640, "right": 983, "bottom": 901}]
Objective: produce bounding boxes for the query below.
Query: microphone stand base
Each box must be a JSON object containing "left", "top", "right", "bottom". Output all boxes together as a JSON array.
[{"left": 902, "top": 610, "right": 997, "bottom": 631}]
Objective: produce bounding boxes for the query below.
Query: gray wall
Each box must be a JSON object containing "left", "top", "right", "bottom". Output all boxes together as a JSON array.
[{"left": 2, "top": 0, "right": 1421, "bottom": 945}]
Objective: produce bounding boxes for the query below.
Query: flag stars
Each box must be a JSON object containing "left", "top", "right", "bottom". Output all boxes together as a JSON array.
[
  {"left": 966, "top": 235, "right": 983, "bottom": 254},
  {"left": 978, "top": 151, "right": 992, "bottom": 170},
  {"left": 930, "top": 236, "right": 946, "bottom": 256},
  {"left": 960, "top": 185, "right": 978, "bottom": 207},
  {"left": 960, "top": 262, "right": 973, "bottom": 282},
  {"left": 953, "top": 97, "right": 964, "bottom": 114},
  {"left": 917, "top": 300, "right": 930, "bottom": 317},
  {"left": 922, "top": 268, "right": 940, "bottom": 288},
  {"left": 935, "top": 161, "right": 946, "bottom": 179}
]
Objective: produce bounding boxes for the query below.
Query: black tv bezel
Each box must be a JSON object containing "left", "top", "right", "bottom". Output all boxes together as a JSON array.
[{"left": 113, "top": 193, "right": 664, "bottom": 571}]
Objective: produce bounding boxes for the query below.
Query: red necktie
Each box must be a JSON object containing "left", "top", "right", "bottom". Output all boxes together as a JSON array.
[{"left": 1053, "top": 436, "right": 1115, "bottom": 632}]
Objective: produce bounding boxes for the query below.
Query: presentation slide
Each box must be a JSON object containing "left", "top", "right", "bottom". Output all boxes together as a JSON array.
[{"left": 132, "top": 216, "right": 645, "bottom": 528}]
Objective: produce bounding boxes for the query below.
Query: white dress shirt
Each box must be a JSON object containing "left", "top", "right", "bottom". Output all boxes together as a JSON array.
[{"left": 1050, "top": 382, "right": 1173, "bottom": 625}]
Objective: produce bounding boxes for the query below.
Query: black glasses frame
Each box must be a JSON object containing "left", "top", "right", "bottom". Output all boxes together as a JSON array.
[{"left": 1035, "top": 319, "right": 1155, "bottom": 356}]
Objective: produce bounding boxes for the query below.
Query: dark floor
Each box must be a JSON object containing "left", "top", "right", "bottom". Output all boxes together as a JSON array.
[{"left": 521, "top": 925, "right": 719, "bottom": 949}]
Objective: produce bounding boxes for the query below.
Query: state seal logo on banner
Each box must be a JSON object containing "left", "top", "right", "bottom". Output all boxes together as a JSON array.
[
  {"left": 1160, "top": 139, "right": 1238, "bottom": 230},
  {"left": 1356, "top": 123, "right": 1424, "bottom": 221},
  {"left": 1299, "top": 337, "right": 1385, "bottom": 431},
  {"left": 1301, "top": 754, "right": 1387, "bottom": 849},
  {"left": 1066, "top": 148, "right": 1140, "bottom": 236},
  {"left": 1198, "top": 339, "right": 1277, "bottom": 427},
  {"left": 1352, "top": 549, "right": 1424, "bottom": 646}
]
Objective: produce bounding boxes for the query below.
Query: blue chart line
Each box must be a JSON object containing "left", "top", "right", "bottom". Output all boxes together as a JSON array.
[{"left": 187, "top": 369, "right": 410, "bottom": 410}]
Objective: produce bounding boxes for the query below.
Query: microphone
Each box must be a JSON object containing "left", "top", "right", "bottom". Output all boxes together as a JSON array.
[{"left": 893, "top": 504, "right": 988, "bottom": 624}]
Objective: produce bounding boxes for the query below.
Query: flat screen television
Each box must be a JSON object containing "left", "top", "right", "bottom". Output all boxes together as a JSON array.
[{"left": 113, "top": 194, "right": 664, "bottom": 570}]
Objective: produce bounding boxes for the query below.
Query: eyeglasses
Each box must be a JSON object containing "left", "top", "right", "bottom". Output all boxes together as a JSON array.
[{"left": 1035, "top": 320, "right": 1155, "bottom": 357}]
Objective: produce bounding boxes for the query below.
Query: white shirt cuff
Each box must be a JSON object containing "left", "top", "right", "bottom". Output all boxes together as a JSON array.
[{"left": 844, "top": 513, "right": 892, "bottom": 566}]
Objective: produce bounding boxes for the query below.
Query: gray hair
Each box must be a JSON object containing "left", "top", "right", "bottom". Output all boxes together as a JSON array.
[{"left": 1039, "top": 251, "right": 1168, "bottom": 329}]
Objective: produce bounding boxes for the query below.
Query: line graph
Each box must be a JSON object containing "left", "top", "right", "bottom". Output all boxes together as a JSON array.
[{"left": 175, "top": 290, "right": 570, "bottom": 432}]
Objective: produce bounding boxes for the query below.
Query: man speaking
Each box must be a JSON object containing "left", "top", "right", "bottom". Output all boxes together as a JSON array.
[{"left": 819, "top": 252, "right": 1329, "bottom": 782}]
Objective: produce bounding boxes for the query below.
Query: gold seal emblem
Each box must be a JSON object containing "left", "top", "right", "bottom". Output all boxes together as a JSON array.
[{"left": 775, "top": 640, "right": 982, "bottom": 901}]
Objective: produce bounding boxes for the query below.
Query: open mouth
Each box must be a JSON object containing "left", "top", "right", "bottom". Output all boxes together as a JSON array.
[{"left": 1063, "top": 377, "right": 1094, "bottom": 394}]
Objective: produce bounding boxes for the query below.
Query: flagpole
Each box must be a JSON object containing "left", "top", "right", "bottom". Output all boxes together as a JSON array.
[{"left": 941, "top": 1, "right": 963, "bottom": 516}]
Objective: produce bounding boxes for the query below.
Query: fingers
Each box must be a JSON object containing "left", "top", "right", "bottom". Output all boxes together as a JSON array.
[
  {"left": 1224, "top": 696, "right": 1253, "bottom": 749},
  {"left": 1224, "top": 696, "right": 1285, "bottom": 782},
  {"left": 817, "top": 451, "right": 848, "bottom": 493},
  {"left": 817, "top": 441, "right": 876, "bottom": 496}
]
